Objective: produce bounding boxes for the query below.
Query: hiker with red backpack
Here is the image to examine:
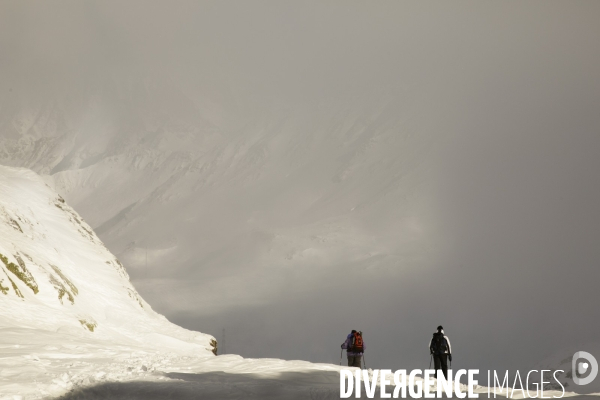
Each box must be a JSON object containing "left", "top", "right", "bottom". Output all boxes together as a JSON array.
[
  {"left": 341, "top": 330, "right": 365, "bottom": 368},
  {"left": 429, "top": 325, "right": 452, "bottom": 379}
]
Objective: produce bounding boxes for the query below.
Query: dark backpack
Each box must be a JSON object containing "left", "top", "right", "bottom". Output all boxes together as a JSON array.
[
  {"left": 431, "top": 332, "right": 448, "bottom": 355},
  {"left": 350, "top": 332, "right": 364, "bottom": 353}
]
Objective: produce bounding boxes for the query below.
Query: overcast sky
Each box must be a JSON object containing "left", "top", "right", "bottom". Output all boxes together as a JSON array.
[{"left": 1, "top": 1, "right": 600, "bottom": 375}]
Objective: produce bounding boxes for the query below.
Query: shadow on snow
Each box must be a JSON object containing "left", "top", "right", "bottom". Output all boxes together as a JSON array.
[{"left": 54, "top": 370, "right": 347, "bottom": 400}]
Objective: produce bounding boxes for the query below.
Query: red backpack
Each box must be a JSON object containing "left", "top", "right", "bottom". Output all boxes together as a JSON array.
[{"left": 351, "top": 331, "right": 364, "bottom": 352}]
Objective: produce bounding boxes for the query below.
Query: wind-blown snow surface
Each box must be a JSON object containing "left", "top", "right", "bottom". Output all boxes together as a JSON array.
[{"left": 0, "top": 165, "right": 219, "bottom": 398}]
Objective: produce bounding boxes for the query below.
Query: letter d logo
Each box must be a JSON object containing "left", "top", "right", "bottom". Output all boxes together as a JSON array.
[{"left": 572, "top": 351, "right": 598, "bottom": 386}]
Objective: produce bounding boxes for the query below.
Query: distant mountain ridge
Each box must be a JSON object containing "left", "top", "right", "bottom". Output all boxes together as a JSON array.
[{"left": 0, "top": 80, "right": 434, "bottom": 321}]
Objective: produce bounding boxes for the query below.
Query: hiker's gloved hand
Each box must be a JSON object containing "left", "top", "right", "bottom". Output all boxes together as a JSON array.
[{"left": 448, "top": 354, "right": 452, "bottom": 362}]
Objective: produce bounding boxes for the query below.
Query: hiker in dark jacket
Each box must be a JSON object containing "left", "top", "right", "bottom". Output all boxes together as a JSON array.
[
  {"left": 341, "top": 330, "right": 365, "bottom": 368},
  {"left": 429, "top": 325, "right": 452, "bottom": 379}
]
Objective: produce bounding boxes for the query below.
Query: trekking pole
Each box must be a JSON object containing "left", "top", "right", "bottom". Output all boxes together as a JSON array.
[
  {"left": 363, "top": 354, "right": 367, "bottom": 369},
  {"left": 340, "top": 349, "right": 343, "bottom": 366},
  {"left": 429, "top": 354, "right": 432, "bottom": 370}
]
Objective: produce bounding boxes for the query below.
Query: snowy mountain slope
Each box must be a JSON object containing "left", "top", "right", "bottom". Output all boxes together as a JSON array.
[{"left": 0, "top": 165, "right": 216, "bottom": 398}]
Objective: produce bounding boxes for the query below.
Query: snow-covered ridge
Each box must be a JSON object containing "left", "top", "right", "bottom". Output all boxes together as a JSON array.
[{"left": 0, "top": 165, "right": 216, "bottom": 397}]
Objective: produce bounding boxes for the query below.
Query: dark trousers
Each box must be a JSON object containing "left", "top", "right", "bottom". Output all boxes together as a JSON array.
[
  {"left": 348, "top": 355, "right": 362, "bottom": 368},
  {"left": 433, "top": 354, "right": 448, "bottom": 379}
]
